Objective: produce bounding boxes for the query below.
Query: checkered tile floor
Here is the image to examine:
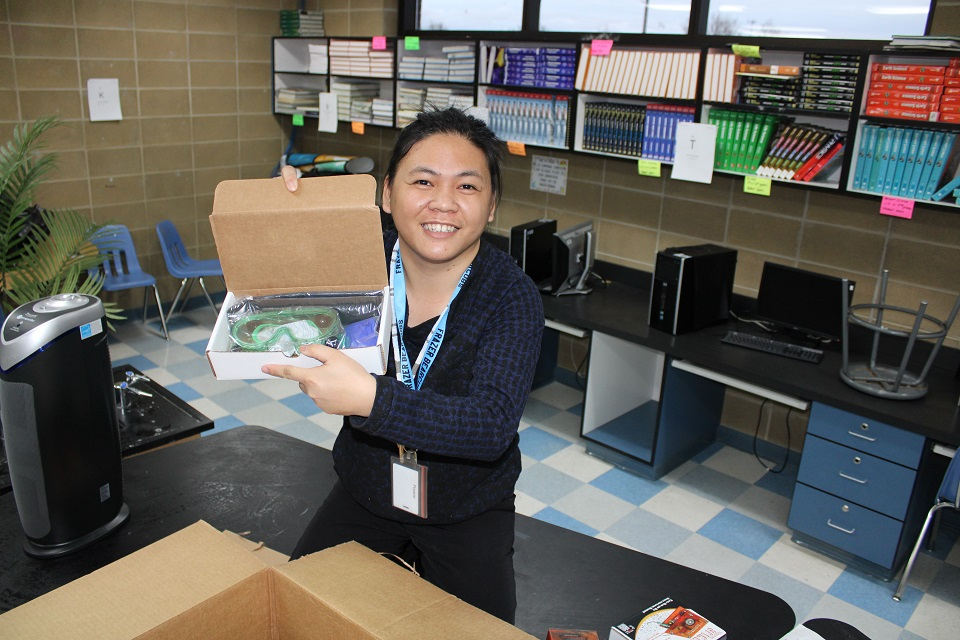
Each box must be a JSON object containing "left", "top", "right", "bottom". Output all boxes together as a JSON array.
[{"left": 111, "top": 309, "right": 960, "bottom": 640}]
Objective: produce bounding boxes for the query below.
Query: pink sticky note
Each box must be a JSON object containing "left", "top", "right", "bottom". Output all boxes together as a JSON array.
[
  {"left": 372, "top": 36, "right": 387, "bottom": 51},
  {"left": 590, "top": 39, "right": 613, "bottom": 56},
  {"left": 880, "top": 196, "right": 914, "bottom": 219}
]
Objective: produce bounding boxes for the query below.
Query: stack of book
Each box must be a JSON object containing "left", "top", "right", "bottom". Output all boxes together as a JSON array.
[
  {"left": 308, "top": 43, "right": 328, "bottom": 75},
  {"left": 886, "top": 35, "right": 960, "bottom": 51},
  {"left": 575, "top": 45, "right": 700, "bottom": 100},
  {"left": 481, "top": 46, "right": 577, "bottom": 90},
  {"left": 396, "top": 86, "right": 426, "bottom": 126},
  {"left": 444, "top": 45, "right": 476, "bottom": 83},
  {"left": 799, "top": 53, "right": 861, "bottom": 113},
  {"left": 852, "top": 124, "right": 960, "bottom": 200},
  {"left": 279, "top": 10, "right": 324, "bottom": 37},
  {"left": 866, "top": 59, "right": 960, "bottom": 122},
  {"left": 755, "top": 124, "right": 845, "bottom": 181},
  {"left": 640, "top": 104, "right": 696, "bottom": 162},
  {"left": 702, "top": 51, "right": 739, "bottom": 102},
  {"left": 581, "top": 102, "right": 645, "bottom": 157},
  {"left": 484, "top": 88, "right": 570, "bottom": 148},
  {"left": 330, "top": 79, "right": 381, "bottom": 121},
  {"left": 422, "top": 56, "right": 450, "bottom": 81},
  {"left": 710, "top": 109, "right": 782, "bottom": 174},
  {"left": 738, "top": 68, "right": 801, "bottom": 109},
  {"left": 371, "top": 98, "right": 394, "bottom": 127},
  {"left": 329, "top": 39, "right": 394, "bottom": 78},
  {"left": 398, "top": 55, "right": 425, "bottom": 80},
  {"left": 275, "top": 88, "right": 319, "bottom": 111}
]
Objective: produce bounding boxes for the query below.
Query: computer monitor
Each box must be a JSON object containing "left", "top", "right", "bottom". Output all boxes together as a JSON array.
[
  {"left": 548, "top": 221, "right": 594, "bottom": 296},
  {"left": 755, "top": 262, "right": 855, "bottom": 343}
]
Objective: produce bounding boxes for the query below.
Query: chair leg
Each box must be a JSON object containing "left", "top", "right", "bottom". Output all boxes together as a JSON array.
[
  {"left": 893, "top": 502, "right": 947, "bottom": 601},
  {"left": 166, "top": 278, "right": 191, "bottom": 325},
  {"left": 141, "top": 288, "right": 149, "bottom": 327},
  {"left": 197, "top": 277, "right": 219, "bottom": 316},
  {"left": 152, "top": 285, "right": 169, "bottom": 340}
]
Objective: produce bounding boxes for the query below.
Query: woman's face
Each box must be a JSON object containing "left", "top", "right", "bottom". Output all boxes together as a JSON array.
[{"left": 382, "top": 133, "right": 496, "bottom": 272}]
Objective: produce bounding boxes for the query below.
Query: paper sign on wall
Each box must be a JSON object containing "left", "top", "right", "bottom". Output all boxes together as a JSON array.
[
  {"left": 530, "top": 155, "right": 568, "bottom": 195},
  {"left": 87, "top": 78, "right": 122, "bottom": 122},
  {"left": 352, "top": 121, "right": 365, "bottom": 135},
  {"left": 880, "top": 196, "right": 914, "bottom": 219}
]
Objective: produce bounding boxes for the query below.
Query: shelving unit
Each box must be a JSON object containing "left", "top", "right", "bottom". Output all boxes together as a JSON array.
[{"left": 269, "top": 35, "right": 960, "bottom": 210}]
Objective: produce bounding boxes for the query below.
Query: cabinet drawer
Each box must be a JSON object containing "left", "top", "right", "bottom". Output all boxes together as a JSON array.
[
  {"left": 807, "top": 403, "right": 924, "bottom": 468},
  {"left": 797, "top": 435, "right": 916, "bottom": 520},
  {"left": 788, "top": 483, "right": 902, "bottom": 570}
]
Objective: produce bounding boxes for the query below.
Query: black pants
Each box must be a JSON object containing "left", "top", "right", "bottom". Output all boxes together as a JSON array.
[{"left": 292, "top": 482, "right": 518, "bottom": 624}]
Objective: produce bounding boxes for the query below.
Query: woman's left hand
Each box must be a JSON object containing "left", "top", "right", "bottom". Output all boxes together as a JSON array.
[
  {"left": 261, "top": 344, "right": 377, "bottom": 417},
  {"left": 280, "top": 165, "right": 300, "bottom": 193}
]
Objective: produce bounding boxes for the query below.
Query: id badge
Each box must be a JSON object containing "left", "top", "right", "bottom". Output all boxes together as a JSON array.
[{"left": 391, "top": 450, "right": 428, "bottom": 518}]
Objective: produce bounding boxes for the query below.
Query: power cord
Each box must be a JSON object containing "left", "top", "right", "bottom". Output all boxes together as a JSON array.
[{"left": 752, "top": 398, "right": 793, "bottom": 474}]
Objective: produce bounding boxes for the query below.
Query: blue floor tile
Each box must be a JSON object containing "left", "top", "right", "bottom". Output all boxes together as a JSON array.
[
  {"left": 532, "top": 507, "right": 599, "bottom": 537},
  {"left": 590, "top": 468, "right": 667, "bottom": 506},
  {"left": 519, "top": 426, "right": 573, "bottom": 461},
  {"left": 698, "top": 509, "right": 781, "bottom": 560},
  {"left": 828, "top": 568, "right": 916, "bottom": 627},
  {"left": 280, "top": 393, "right": 322, "bottom": 417}
]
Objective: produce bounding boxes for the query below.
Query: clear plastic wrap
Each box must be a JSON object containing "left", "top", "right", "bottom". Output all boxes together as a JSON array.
[{"left": 226, "top": 291, "right": 382, "bottom": 357}]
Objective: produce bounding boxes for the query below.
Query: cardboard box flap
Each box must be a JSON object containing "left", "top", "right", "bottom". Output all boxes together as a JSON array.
[
  {"left": 211, "top": 175, "right": 386, "bottom": 297},
  {"left": 278, "top": 542, "right": 537, "bottom": 639},
  {"left": 0, "top": 521, "right": 267, "bottom": 638}
]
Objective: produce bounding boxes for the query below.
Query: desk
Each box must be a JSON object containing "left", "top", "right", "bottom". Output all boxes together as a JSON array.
[
  {"left": 541, "top": 281, "right": 960, "bottom": 578},
  {"left": 0, "top": 426, "right": 796, "bottom": 640}
]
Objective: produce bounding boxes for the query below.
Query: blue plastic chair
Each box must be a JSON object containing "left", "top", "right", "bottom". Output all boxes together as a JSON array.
[
  {"left": 89, "top": 224, "right": 169, "bottom": 339},
  {"left": 155, "top": 220, "right": 224, "bottom": 324},
  {"left": 893, "top": 447, "right": 960, "bottom": 601}
]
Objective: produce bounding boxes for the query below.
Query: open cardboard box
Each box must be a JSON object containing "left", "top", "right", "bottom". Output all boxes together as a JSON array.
[
  {"left": 0, "top": 520, "right": 537, "bottom": 639},
  {"left": 205, "top": 175, "right": 391, "bottom": 379}
]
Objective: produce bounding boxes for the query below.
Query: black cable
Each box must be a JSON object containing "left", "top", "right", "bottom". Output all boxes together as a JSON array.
[{"left": 752, "top": 398, "right": 792, "bottom": 474}]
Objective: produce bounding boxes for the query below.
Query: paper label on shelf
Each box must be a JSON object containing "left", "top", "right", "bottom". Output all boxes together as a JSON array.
[
  {"left": 743, "top": 175, "right": 772, "bottom": 196},
  {"left": 372, "top": 36, "right": 387, "bottom": 50},
  {"left": 732, "top": 44, "right": 761, "bottom": 58},
  {"left": 404, "top": 36, "right": 420, "bottom": 51},
  {"left": 530, "top": 155, "right": 568, "bottom": 195},
  {"left": 292, "top": 113, "right": 304, "bottom": 127},
  {"left": 880, "top": 196, "right": 914, "bottom": 219},
  {"left": 351, "top": 121, "right": 365, "bottom": 135},
  {"left": 318, "top": 92, "right": 337, "bottom": 133},
  {"left": 507, "top": 141, "right": 526, "bottom": 156},
  {"left": 638, "top": 159, "right": 662, "bottom": 177},
  {"left": 590, "top": 39, "right": 613, "bottom": 56}
]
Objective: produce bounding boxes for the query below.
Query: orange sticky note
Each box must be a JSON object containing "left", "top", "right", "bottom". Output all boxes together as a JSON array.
[
  {"left": 351, "top": 121, "right": 365, "bottom": 135},
  {"left": 591, "top": 39, "right": 613, "bottom": 56},
  {"left": 880, "top": 196, "right": 914, "bottom": 219},
  {"left": 372, "top": 36, "right": 387, "bottom": 51},
  {"left": 507, "top": 140, "right": 526, "bottom": 156}
]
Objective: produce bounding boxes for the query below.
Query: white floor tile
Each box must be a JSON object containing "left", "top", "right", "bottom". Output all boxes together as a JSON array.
[
  {"left": 541, "top": 444, "right": 612, "bottom": 483},
  {"left": 550, "top": 484, "right": 637, "bottom": 532},
  {"left": 641, "top": 484, "right": 725, "bottom": 531},
  {"left": 758, "top": 535, "right": 845, "bottom": 592}
]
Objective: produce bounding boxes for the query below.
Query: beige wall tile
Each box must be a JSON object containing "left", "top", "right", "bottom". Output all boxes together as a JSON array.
[
  {"left": 75, "top": 0, "right": 134, "bottom": 29},
  {"left": 19, "top": 90, "right": 84, "bottom": 120},
  {"left": 237, "top": 8, "right": 278, "bottom": 36},
  {"left": 664, "top": 170, "right": 735, "bottom": 203},
  {"left": 143, "top": 144, "right": 193, "bottom": 173},
  {"left": 194, "top": 140, "right": 240, "bottom": 168},
  {"left": 239, "top": 87, "right": 272, "bottom": 113},
  {"left": 798, "top": 222, "right": 886, "bottom": 273},
  {"left": 238, "top": 61, "right": 271, "bottom": 87},
  {"left": 323, "top": 12, "right": 350, "bottom": 37},
  {"left": 731, "top": 184, "right": 807, "bottom": 218},
  {"left": 187, "top": 6, "right": 236, "bottom": 33},
  {"left": 494, "top": 200, "right": 548, "bottom": 233},
  {"left": 47, "top": 149, "right": 89, "bottom": 182},
  {"left": 9, "top": 0, "right": 75, "bottom": 25},
  {"left": 84, "top": 119, "right": 142, "bottom": 148},
  {"left": 15, "top": 58, "right": 80, "bottom": 90},
  {"left": 190, "top": 34, "right": 237, "bottom": 61},
  {"left": 137, "top": 31, "right": 188, "bottom": 60},
  {"left": 192, "top": 114, "right": 239, "bottom": 142},
  {"left": 603, "top": 156, "right": 665, "bottom": 193},
  {"left": 92, "top": 202, "right": 148, "bottom": 228},
  {"left": 80, "top": 60, "right": 138, "bottom": 88},
  {"left": 138, "top": 60, "right": 189, "bottom": 88},
  {"left": 0, "top": 58, "right": 13, "bottom": 90},
  {"left": 191, "top": 61, "right": 238, "bottom": 88},
  {"left": 88, "top": 147, "right": 143, "bottom": 177},
  {"left": 140, "top": 89, "right": 191, "bottom": 117},
  {"left": 240, "top": 137, "right": 281, "bottom": 166},
  {"left": 145, "top": 171, "right": 196, "bottom": 200},
  {"left": 238, "top": 35, "right": 272, "bottom": 62},
  {"left": 727, "top": 209, "right": 801, "bottom": 256},
  {"left": 192, "top": 88, "right": 239, "bottom": 114},
  {"left": 90, "top": 174, "right": 146, "bottom": 207},
  {"left": 807, "top": 190, "right": 891, "bottom": 230},
  {"left": 11, "top": 25, "right": 77, "bottom": 57},
  {"left": 146, "top": 196, "right": 197, "bottom": 227},
  {"left": 660, "top": 197, "right": 728, "bottom": 242},
  {"left": 892, "top": 204, "right": 960, "bottom": 245},
  {"left": 596, "top": 221, "right": 658, "bottom": 270},
  {"left": 141, "top": 116, "right": 192, "bottom": 145},
  {"left": 0, "top": 91, "right": 18, "bottom": 120},
  {"left": 133, "top": 2, "right": 187, "bottom": 31},
  {"left": 600, "top": 185, "right": 661, "bottom": 228},
  {"left": 79, "top": 28, "right": 135, "bottom": 59},
  {"left": 884, "top": 237, "right": 960, "bottom": 288},
  {"left": 0, "top": 26, "right": 10, "bottom": 57},
  {"left": 930, "top": 2, "right": 960, "bottom": 33},
  {"left": 548, "top": 179, "right": 602, "bottom": 215},
  {"left": 36, "top": 179, "right": 92, "bottom": 210}
]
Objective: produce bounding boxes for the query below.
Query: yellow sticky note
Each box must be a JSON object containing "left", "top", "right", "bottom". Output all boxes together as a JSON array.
[
  {"left": 507, "top": 140, "right": 526, "bottom": 156},
  {"left": 743, "top": 175, "right": 771, "bottom": 196},
  {"left": 292, "top": 114, "right": 304, "bottom": 127},
  {"left": 351, "top": 121, "right": 365, "bottom": 135},
  {"left": 637, "top": 159, "right": 661, "bottom": 177},
  {"left": 732, "top": 44, "right": 761, "bottom": 58},
  {"left": 404, "top": 36, "right": 420, "bottom": 51}
]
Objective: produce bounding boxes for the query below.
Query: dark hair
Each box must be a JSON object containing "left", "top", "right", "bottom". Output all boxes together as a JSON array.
[{"left": 384, "top": 107, "right": 504, "bottom": 205}]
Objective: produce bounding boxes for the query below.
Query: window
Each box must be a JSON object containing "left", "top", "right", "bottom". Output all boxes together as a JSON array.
[
  {"left": 539, "top": 0, "right": 691, "bottom": 35},
  {"left": 418, "top": 0, "right": 524, "bottom": 31},
  {"left": 705, "top": 1, "right": 932, "bottom": 40}
]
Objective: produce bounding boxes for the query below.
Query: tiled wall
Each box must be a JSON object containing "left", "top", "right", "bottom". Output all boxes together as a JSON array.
[{"left": 1, "top": 0, "right": 957, "bottom": 448}]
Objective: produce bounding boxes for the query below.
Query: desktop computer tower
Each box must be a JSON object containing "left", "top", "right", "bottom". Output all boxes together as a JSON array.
[
  {"left": 509, "top": 218, "right": 556, "bottom": 287},
  {"left": 649, "top": 244, "right": 738, "bottom": 335}
]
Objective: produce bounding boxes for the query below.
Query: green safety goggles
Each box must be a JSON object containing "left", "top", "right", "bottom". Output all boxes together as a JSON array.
[{"left": 230, "top": 307, "right": 346, "bottom": 354}]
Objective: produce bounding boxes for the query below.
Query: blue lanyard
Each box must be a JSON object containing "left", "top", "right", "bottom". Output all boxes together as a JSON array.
[{"left": 390, "top": 240, "right": 471, "bottom": 390}]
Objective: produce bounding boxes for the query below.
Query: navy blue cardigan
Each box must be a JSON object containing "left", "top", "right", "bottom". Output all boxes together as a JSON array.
[{"left": 334, "top": 229, "right": 544, "bottom": 524}]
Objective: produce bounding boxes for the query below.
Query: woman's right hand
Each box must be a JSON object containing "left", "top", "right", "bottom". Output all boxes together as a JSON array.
[{"left": 280, "top": 165, "right": 300, "bottom": 193}]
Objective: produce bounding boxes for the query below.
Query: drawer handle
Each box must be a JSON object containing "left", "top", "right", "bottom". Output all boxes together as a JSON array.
[
  {"left": 847, "top": 430, "right": 877, "bottom": 442},
  {"left": 839, "top": 472, "right": 867, "bottom": 485},
  {"left": 827, "top": 519, "right": 856, "bottom": 535}
]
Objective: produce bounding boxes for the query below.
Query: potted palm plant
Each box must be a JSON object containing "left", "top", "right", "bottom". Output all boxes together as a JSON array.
[{"left": 0, "top": 116, "right": 112, "bottom": 317}]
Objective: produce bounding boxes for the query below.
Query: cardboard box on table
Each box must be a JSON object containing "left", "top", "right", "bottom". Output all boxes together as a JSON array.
[
  {"left": 0, "top": 520, "right": 537, "bottom": 639},
  {"left": 205, "top": 174, "right": 391, "bottom": 380}
]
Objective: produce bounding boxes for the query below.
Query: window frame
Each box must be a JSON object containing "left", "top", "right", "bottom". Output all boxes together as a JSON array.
[{"left": 400, "top": 0, "right": 936, "bottom": 50}]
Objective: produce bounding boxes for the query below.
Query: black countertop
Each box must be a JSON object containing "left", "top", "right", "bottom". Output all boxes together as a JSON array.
[{"left": 541, "top": 281, "right": 960, "bottom": 446}]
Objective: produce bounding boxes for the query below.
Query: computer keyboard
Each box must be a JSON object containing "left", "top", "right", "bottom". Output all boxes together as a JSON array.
[{"left": 721, "top": 330, "right": 824, "bottom": 364}]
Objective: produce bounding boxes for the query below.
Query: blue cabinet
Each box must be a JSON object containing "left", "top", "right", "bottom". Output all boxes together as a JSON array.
[{"left": 788, "top": 402, "right": 937, "bottom": 579}]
